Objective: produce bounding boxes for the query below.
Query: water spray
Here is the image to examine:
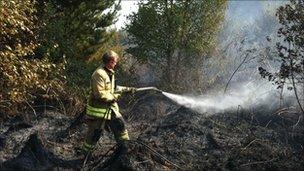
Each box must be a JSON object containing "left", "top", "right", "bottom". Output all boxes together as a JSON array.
[{"left": 137, "top": 81, "right": 296, "bottom": 114}]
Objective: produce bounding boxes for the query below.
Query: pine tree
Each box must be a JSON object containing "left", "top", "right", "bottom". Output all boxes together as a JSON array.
[{"left": 36, "top": 0, "right": 120, "bottom": 61}]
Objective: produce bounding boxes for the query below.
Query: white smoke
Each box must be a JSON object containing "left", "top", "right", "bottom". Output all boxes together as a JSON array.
[{"left": 162, "top": 81, "right": 296, "bottom": 114}]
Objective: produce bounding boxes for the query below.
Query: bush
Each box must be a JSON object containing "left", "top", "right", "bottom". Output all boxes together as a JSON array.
[{"left": 0, "top": 0, "right": 66, "bottom": 118}]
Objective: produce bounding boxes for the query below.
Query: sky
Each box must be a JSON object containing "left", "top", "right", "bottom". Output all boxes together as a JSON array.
[
  {"left": 115, "top": 0, "right": 140, "bottom": 29},
  {"left": 114, "top": 0, "right": 285, "bottom": 30}
]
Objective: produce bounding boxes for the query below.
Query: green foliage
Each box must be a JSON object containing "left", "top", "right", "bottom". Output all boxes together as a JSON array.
[
  {"left": 126, "top": 0, "right": 227, "bottom": 93},
  {"left": 35, "top": 0, "right": 121, "bottom": 62},
  {"left": 65, "top": 59, "right": 96, "bottom": 96},
  {"left": 35, "top": 0, "right": 124, "bottom": 102},
  {"left": 34, "top": 2, "right": 68, "bottom": 62}
]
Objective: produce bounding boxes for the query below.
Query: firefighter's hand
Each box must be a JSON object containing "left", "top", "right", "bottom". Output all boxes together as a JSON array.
[
  {"left": 113, "top": 93, "right": 121, "bottom": 102},
  {"left": 130, "top": 87, "right": 137, "bottom": 94}
]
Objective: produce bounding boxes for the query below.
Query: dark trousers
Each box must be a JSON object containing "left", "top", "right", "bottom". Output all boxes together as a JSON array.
[{"left": 83, "top": 111, "right": 129, "bottom": 151}]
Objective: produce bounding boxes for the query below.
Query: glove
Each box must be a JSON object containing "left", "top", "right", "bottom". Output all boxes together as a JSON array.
[
  {"left": 112, "top": 93, "right": 121, "bottom": 102},
  {"left": 129, "top": 87, "right": 137, "bottom": 94}
]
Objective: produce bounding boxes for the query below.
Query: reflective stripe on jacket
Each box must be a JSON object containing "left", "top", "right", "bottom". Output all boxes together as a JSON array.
[
  {"left": 86, "top": 66, "right": 131, "bottom": 119},
  {"left": 86, "top": 104, "right": 111, "bottom": 119}
]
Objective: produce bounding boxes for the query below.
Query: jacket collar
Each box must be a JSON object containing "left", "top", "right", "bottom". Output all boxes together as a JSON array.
[{"left": 103, "top": 65, "right": 115, "bottom": 74}]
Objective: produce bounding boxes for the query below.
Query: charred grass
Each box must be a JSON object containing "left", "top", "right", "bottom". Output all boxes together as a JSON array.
[{"left": 0, "top": 93, "right": 303, "bottom": 170}]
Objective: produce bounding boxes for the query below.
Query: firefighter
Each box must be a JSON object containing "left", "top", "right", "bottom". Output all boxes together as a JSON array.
[{"left": 82, "top": 50, "right": 136, "bottom": 154}]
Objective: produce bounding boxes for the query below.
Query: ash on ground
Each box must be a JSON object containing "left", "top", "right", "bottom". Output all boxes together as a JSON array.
[{"left": 0, "top": 93, "right": 303, "bottom": 170}]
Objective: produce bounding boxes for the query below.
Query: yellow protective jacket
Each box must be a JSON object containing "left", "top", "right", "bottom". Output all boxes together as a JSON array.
[{"left": 86, "top": 65, "right": 133, "bottom": 120}]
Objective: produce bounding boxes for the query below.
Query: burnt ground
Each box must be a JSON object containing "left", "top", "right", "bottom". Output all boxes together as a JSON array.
[{"left": 0, "top": 92, "right": 303, "bottom": 170}]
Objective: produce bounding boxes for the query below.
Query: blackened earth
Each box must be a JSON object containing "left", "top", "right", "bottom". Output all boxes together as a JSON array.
[{"left": 1, "top": 93, "right": 303, "bottom": 170}]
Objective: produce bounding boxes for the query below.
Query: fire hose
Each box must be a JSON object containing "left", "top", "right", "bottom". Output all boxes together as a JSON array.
[{"left": 136, "top": 87, "right": 162, "bottom": 92}]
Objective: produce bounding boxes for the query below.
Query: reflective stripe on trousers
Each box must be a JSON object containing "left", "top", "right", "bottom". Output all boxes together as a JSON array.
[
  {"left": 118, "top": 130, "right": 129, "bottom": 141},
  {"left": 83, "top": 141, "right": 94, "bottom": 152}
]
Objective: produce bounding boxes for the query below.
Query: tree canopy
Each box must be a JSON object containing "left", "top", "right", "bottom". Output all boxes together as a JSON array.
[
  {"left": 126, "top": 0, "right": 227, "bottom": 93},
  {"left": 0, "top": 0, "right": 121, "bottom": 117}
]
